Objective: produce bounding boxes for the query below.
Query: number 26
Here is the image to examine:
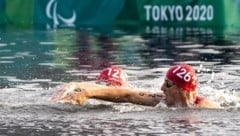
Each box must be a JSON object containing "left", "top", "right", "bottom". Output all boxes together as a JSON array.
[{"left": 172, "top": 65, "right": 191, "bottom": 82}]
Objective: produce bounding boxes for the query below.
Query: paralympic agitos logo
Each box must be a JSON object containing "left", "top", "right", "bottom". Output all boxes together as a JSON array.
[{"left": 46, "top": 0, "right": 76, "bottom": 28}]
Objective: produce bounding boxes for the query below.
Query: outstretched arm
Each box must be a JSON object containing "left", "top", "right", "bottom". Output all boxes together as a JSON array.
[
  {"left": 51, "top": 82, "right": 164, "bottom": 106},
  {"left": 87, "top": 86, "right": 164, "bottom": 106}
]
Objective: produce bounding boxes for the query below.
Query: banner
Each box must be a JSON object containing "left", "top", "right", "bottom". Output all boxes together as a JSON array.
[{"left": 0, "top": 0, "right": 240, "bottom": 34}]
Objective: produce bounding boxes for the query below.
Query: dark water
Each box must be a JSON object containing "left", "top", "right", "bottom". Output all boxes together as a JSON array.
[{"left": 0, "top": 28, "right": 240, "bottom": 135}]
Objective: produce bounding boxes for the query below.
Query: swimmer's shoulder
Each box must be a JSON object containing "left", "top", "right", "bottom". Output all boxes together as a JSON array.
[{"left": 196, "top": 97, "right": 222, "bottom": 109}]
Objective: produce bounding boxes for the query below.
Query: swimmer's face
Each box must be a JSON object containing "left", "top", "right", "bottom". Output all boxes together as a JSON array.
[{"left": 161, "top": 79, "right": 184, "bottom": 107}]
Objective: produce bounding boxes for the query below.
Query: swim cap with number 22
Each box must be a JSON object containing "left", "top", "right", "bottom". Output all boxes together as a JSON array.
[{"left": 97, "top": 65, "right": 128, "bottom": 86}]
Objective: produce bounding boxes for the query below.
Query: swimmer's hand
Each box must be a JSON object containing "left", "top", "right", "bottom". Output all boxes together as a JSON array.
[
  {"left": 50, "top": 82, "right": 88, "bottom": 105},
  {"left": 61, "top": 87, "right": 88, "bottom": 105}
]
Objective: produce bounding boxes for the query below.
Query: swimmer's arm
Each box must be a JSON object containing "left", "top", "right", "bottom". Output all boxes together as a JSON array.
[
  {"left": 58, "top": 82, "right": 164, "bottom": 106},
  {"left": 87, "top": 87, "right": 164, "bottom": 106},
  {"left": 197, "top": 99, "right": 222, "bottom": 109}
]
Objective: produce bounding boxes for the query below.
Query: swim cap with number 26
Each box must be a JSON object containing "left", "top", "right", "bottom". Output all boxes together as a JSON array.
[{"left": 166, "top": 64, "right": 197, "bottom": 91}]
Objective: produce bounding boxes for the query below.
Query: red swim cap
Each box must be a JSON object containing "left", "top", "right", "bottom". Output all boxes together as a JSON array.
[
  {"left": 97, "top": 65, "right": 128, "bottom": 86},
  {"left": 166, "top": 64, "right": 198, "bottom": 91}
]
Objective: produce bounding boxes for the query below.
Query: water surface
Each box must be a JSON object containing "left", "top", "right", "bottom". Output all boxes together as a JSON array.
[{"left": 0, "top": 29, "right": 240, "bottom": 135}]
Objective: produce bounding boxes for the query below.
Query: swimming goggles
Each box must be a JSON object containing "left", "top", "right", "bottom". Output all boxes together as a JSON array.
[{"left": 165, "top": 80, "right": 175, "bottom": 88}]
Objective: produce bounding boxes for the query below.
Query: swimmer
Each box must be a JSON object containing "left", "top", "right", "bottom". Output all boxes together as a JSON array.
[
  {"left": 96, "top": 65, "right": 128, "bottom": 87},
  {"left": 51, "top": 64, "right": 221, "bottom": 109},
  {"left": 50, "top": 65, "right": 131, "bottom": 102}
]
